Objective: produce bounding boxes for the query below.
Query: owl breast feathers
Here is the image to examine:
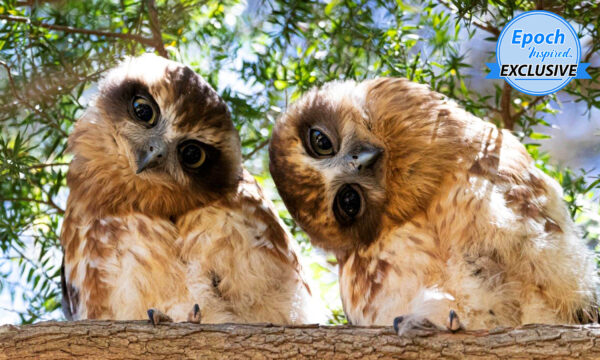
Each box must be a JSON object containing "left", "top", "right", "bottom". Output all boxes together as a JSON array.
[
  {"left": 61, "top": 54, "right": 319, "bottom": 324},
  {"left": 269, "top": 77, "right": 598, "bottom": 330}
]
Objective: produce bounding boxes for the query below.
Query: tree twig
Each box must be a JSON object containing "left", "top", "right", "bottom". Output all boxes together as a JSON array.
[
  {"left": 243, "top": 139, "right": 270, "bottom": 160},
  {"left": 145, "top": 0, "right": 168, "bottom": 58},
  {"left": 1, "top": 197, "right": 65, "bottom": 215},
  {"left": 26, "top": 163, "right": 69, "bottom": 170},
  {"left": 9, "top": 245, "right": 60, "bottom": 286},
  {"left": 0, "top": 14, "right": 156, "bottom": 47},
  {"left": 16, "top": 0, "right": 63, "bottom": 6},
  {"left": 481, "top": 103, "right": 500, "bottom": 114},
  {"left": 437, "top": 0, "right": 500, "bottom": 37},
  {"left": 471, "top": 19, "right": 501, "bottom": 37},
  {"left": 0, "top": 60, "right": 68, "bottom": 137},
  {"left": 512, "top": 96, "right": 546, "bottom": 120},
  {"left": 0, "top": 306, "right": 24, "bottom": 314}
]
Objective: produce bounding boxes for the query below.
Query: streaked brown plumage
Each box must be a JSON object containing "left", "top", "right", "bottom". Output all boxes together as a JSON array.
[
  {"left": 269, "top": 77, "right": 598, "bottom": 331},
  {"left": 61, "top": 54, "right": 317, "bottom": 324}
]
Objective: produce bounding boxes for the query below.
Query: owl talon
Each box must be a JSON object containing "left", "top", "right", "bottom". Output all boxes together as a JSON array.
[
  {"left": 187, "top": 303, "right": 202, "bottom": 323},
  {"left": 448, "top": 309, "right": 462, "bottom": 332},
  {"left": 147, "top": 308, "right": 172, "bottom": 326},
  {"left": 393, "top": 316, "right": 404, "bottom": 333},
  {"left": 393, "top": 315, "right": 438, "bottom": 335}
]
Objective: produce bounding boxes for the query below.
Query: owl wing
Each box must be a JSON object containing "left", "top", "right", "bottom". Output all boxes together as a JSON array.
[
  {"left": 429, "top": 125, "right": 599, "bottom": 325},
  {"left": 177, "top": 170, "right": 316, "bottom": 324},
  {"left": 60, "top": 256, "right": 76, "bottom": 320}
]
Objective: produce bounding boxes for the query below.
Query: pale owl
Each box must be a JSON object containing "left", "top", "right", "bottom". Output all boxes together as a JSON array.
[
  {"left": 269, "top": 77, "right": 598, "bottom": 331},
  {"left": 61, "top": 54, "right": 317, "bottom": 325}
]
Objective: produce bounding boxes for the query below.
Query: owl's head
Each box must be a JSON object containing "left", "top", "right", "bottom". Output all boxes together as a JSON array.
[
  {"left": 269, "top": 78, "right": 467, "bottom": 254},
  {"left": 68, "top": 54, "right": 241, "bottom": 216}
]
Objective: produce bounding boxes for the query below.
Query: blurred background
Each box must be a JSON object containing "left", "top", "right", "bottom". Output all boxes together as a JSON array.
[{"left": 0, "top": 0, "right": 598, "bottom": 325}]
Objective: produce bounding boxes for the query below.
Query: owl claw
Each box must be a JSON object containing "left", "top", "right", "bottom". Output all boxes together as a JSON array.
[
  {"left": 393, "top": 316, "right": 404, "bottom": 333},
  {"left": 393, "top": 310, "right": 462, "bottom": 335},
  {"left": 187, "top": 303, "right": 202, "bottom": 323},
  {"left": 147, "top": 308, "right": 172, "bottom": 326},
  {"left": 448, "top": 309, "right": 462, "bottom": 332},
  {"left": 393, "top": 315, "right": 438, "bottom": 336}
]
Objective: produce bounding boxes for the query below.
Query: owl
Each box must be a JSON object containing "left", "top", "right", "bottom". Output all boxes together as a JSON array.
[
  {"left": 60, "top": 54, "right": 318, "bottom": 325},
  {"left": 269, "top": 77, "right": 598, "bottom": 332}
]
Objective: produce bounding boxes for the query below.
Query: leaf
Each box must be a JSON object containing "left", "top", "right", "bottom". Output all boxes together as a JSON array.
[
  {"left": 324, "top": 0, "right": 340, "bottom": 16},
  {"left": 529, "top": 133, "right": 552, "bottom": 140},
  {"left": 273, "top": 80, "right": 288, "bottom": 90}
]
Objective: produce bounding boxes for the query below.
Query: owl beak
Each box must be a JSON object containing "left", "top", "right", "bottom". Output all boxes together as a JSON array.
[
  {"left": 136, "top": 138, "right": 167, "bottom": 174},
  {"left": 352, "top": 145, "right": 383, "bottom": 170}
]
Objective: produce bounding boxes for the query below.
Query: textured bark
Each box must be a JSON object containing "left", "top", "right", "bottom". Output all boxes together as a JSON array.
[{"left": 1, "top": 321, "right": 600, "bottom": 359}]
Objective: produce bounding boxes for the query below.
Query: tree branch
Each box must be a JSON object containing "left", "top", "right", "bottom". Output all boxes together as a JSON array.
[
  {"left": 145, "top": 0, "right": 168, "bottom": 58},
  {"left": 512, "top": 96, "right": 547, "bottom": 121},
  {"left": 0, "top": 197, "right": 65, "bottom": 215},
  {"left": 0, "top": 14, "right": 156, "bottom": 47},
  {"left": 471, "top": 19, "right": 501, "bottom": 37},
  {"left": 437, "top": 0, "right": 501, "bottom": 37},
  {"left": 0, "top": 306, "right": 23, "bottom": 314},
  {"left": 0, "top": 60, "right": 68, "bottom": 137},
  {"left": 243, "top": 139, "right": 270, "bottom": 160},
  {"left": 9, "top": 246, "right": 60, "bottom": 286},
  {"left": 500, "top": 82, "right": 513, "bottom": 130},
  {"left": 16, "top": 0, "right": 63, "bottom": 6},
  {"left": 1, "top": 321, "right": 600, "bottom": 359},
  {"left": 485, "top": 88, "right": 546, "bottom": 131},
  {"left": 26, "top": 162, "right": 69, "bottom": 170}
]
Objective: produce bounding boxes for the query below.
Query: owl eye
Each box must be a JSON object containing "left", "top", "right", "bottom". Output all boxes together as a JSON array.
[
  {"left": 308, "top": 128, "right": 335, "bottom": 157},
  {"left": 334, "top": 184, "right": 362, "bottom": 224},
  {"left": 179, "top": 141, "right": 206, "bottom": 169},
  {"left": 131, "top": 96, "right": 157, "bottom": 126}
]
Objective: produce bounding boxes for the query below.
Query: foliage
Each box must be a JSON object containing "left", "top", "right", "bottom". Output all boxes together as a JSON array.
[{"left": 0, "top": 0, "right": 598, "bottom": 324}]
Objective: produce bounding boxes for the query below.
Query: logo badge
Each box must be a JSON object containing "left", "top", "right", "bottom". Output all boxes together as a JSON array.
[{"left": 486, "top": 11, "right": 590, "bottom": 96}]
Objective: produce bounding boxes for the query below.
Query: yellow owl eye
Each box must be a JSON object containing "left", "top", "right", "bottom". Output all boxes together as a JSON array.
[
  {"left": 308, "top": 128, "right": 334, "bottom": 157},
  {"left": 179, "top": 141, "right": 206, "bottom": 169},
  {"left": 132, "top": 97, "right": 157, "bottom": 126}
]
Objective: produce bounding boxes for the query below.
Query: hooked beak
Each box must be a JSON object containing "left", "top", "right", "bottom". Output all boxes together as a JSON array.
[
  {"left": 351, "top": 145, "right": 383, "bottom": 170},
  {"left": 136, "top": 138, "right": 167, "bottom": 174}
]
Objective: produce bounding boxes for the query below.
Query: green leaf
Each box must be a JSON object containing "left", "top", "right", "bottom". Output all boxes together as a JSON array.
[
  {"left": 273, "top": 80, "right": 288, "bottom": 90},
  {"left": 529, "top": 132, "right": 552, "bottom": 140}
]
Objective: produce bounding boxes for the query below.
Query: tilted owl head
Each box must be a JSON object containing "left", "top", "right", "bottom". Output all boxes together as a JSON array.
[
  {"left": 68, "top": 54, "right": 242, "bottom": 217},
  {"left": 269, "top": 78, "right": 468, "bottom": 254}
]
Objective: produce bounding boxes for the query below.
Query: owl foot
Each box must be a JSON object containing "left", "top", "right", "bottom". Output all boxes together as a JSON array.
[
  {"left": 393, "top": 309, "right": 462, "bottom": 336},
  {"left": 187, "top": 304, "right": 202, "bottom": 323},
  {"left": 393, "top": 315, "right": 439, "bottom": 336},
  {"left": 448, "top": 309, "right": 462, "bottom": 332},
  {"left": 147, "top": 308, "right": 172, "bottom": 326}
]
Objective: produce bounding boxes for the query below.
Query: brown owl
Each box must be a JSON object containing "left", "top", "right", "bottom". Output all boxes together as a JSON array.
[
  {"left": 61, "top": 54, "right": 317, "bottom": 325},
  {"left": 269, "top": 77, "right": 598, "bottom": 332}
]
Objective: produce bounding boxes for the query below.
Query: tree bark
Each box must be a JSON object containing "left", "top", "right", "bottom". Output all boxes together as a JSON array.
[{"left": 1, "top": 321, "right": 600, "bottom": 359}]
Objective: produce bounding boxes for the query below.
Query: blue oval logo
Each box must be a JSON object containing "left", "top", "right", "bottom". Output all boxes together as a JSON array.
[{"left": 486, "top": 11, "right": 590, "bottom": 96}]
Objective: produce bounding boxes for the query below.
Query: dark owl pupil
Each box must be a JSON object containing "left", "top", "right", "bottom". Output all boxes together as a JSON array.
[
  {"left": 339, "top": 186, "right": 360, "bottom": 217},
  {"left": 314, "top": 131, "right": 332, "bottom": 150},
  {"left": 133, "top": 102, "right": 153, "bottom": 122},
  {"left": 182, "top": 145, "right": 202, "bottom": 163}
]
